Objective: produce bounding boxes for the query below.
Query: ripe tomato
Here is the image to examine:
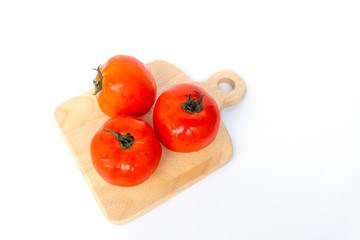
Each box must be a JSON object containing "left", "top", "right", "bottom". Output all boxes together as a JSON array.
[
  {"left": 93, "top": 55, "right": 156, "bottom": 117},
  {"left": 90, "top": 115, "right": 162, "bottom": 187},
  {"left": 153, "top": 83, "right": 220, "bottom": 153}
]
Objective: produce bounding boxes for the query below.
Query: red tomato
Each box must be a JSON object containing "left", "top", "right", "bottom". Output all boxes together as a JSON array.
[
  {"left": 153, "top": 83, "right": 220, "bottom": 153},
  {"left": 90, "top": 115, "right": 162, "bottom": 187},
  {"left": 93, "top": 55, "right": 156, "bottom": 117}
]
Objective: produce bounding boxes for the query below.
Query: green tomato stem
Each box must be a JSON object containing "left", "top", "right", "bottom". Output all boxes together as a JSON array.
[
  {"left": 92, "top": 65, "right": 103, "bottom": 95},
  {"left": 103, "top": 129, "right": 137, "bottom": 150},
  {"left": 181, "top": 90, "right": 204, "bottom": 113}
]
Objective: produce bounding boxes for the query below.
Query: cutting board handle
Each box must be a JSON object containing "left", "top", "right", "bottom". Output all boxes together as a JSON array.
[{"left": 203, "top": 70, "right": 246, "bottom": 110}]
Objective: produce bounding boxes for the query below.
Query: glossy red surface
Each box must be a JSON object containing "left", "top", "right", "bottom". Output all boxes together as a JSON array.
[
  {"left": 94, "top": 55, "right": 157, "bottom": 117},
  {"left": 153, "top": 83, "right": 220, "bottom": 153},
  {"left": 90, "top": 115, "right": 162, "bottom": 187}
]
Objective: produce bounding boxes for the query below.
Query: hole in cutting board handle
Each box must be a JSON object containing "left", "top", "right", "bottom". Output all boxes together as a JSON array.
[{"left": 217, "top": 78, "right": 235, "bottom": 92}]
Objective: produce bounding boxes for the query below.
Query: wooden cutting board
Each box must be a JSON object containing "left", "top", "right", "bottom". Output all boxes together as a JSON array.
[{"left": 54, "top": 60, "right": 246, "bottom": 225}]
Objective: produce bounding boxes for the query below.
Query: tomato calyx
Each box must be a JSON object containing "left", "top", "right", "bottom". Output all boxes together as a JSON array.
[
  {"left": 103, "top": 129, "right": 139, "bottom": 150},
  {"left": 92, "top": 65, "right": 103, "bottom": 95},
  {"left": 181, "top": 90, "right": 204, "bottom": 114}
]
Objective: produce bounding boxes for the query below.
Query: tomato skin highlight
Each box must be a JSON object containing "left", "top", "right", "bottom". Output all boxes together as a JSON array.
[
  {"left": 90, "top": 115, "right": 162, "bottom": 187},
  {"left": 153, "top": 83, "right": 220, "bottom": 153},
  {"left": 94, "top": 55, "right": 156, "bottom": 117}
]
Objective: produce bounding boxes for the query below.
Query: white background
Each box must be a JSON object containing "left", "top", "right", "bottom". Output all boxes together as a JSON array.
[{"left": 0, "top": 0, "right": 359, "bottom": 239}]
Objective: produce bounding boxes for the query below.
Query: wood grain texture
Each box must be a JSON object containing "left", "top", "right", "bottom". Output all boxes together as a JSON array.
[{"left": 54, "top": 60, "right": 246, "bottom": 225}]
